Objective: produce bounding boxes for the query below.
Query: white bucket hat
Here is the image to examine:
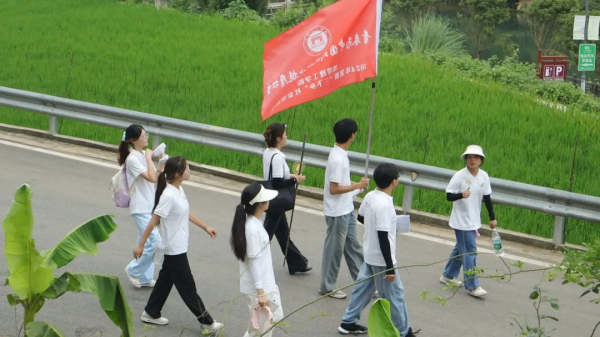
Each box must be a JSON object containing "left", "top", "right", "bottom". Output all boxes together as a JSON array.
[
  {"left": 460, "top": 145, "right": 485, "bottom": 159},
  {"left": 249, "top": 185, "right": 279, "bottom": 205}
]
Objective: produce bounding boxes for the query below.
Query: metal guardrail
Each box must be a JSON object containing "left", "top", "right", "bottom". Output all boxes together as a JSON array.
[{"left": 1, "top": 85, "right": 598, "bottom": 248}]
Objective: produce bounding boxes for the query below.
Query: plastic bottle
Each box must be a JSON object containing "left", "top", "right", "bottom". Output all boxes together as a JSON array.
[{"left": 491, "top": 228, "right": 505, "bottom": 256}]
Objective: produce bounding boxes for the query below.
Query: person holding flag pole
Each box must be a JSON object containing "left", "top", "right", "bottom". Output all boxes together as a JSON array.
[{"left": 260, "top": 0, "right": 384, "bottom": 299}]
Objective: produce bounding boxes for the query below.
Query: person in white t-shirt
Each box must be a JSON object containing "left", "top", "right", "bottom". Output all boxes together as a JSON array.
[
  {"left": 132, "top": 156, "right": 224, "bottom": 333},
  {"left": 338, "top": 163, "right": 420, "bottom": 337},
  {"left": 440, "top": 145, "right": 497, "bottom": 298},
  {"left": 230, "top": 182, "right": 284, "bottom": 337},
  {"left": 120, "top": 124, "right": 165, "bottom": 289},
  {"left": 261, "top": 123, "right": 312, "bottom": 275},
  {"left": 320, "top": 118, "right": 370, "bottom": 300}
]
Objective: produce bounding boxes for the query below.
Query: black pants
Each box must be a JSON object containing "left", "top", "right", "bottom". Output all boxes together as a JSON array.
[
  {"left": 144, "top": 253, "right": 214, "bottom": 325},
  {"left": 264, "top": 211, "right": 309, "bottom": 273}
]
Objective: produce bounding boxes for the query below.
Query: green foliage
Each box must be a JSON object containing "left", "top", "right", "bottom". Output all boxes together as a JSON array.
[
  {"left": 561, "top": 239, "right": 600, "bottom": 305},
  {"left": 423, "top": 50, "right": 600, "bottom": 111},
  {"left": 25, "top": 322, "right": 65, "bottom": 337},
  {"left": 510, "top": 285, "right": 560, "bottom": 336},
  {"left": 521, "top": 0, "right": 578, "bottom": 52},
  {"left": 269, "top": 4, "right": 319, "bottom": 29},
  {"left": 220, "top": 0, "right": 267, "bottom": 22},
  {"left": 2, "top": 184, "right": 133, "bottom": 336},
  {"left": 402, "top": 13, "right": 466, "bottom": 56},
  {"left": 458, "top": 0, "right": 510, "bottom": 58},
  {"left": 368, "top": 299, "right": 400, "bottom": 337}
]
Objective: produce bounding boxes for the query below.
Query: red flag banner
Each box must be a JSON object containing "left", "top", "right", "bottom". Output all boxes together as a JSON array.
[{"left": 261, "top": 0, "right": 382, "bottom": 121}]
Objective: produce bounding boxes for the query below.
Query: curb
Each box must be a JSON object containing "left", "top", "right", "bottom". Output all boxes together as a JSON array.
[{"left": 0, "top": 123, "right": 585, "bottom": 253}]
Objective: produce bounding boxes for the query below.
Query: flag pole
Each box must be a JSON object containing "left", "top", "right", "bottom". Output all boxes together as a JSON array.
[
  {"left": 283, "top": 131, "right": 307, "bottom": 267},
  {"left": 364, "top": 78, "right": 376, "bottom": 177}
]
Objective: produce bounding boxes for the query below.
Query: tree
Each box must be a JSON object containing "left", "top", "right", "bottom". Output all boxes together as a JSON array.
[
  {"left": 458, "top": 0, "right": 510, "bottom": 59},
  {"left": 3, "top": 184, "right": 133, "bottom": 336},
  {"left": 522, "top": 0, "right": 578, "bottom": 53}
]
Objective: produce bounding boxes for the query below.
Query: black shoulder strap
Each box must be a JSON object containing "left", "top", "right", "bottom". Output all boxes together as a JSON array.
[{"left": 268, "top": 153, "right": 278, "bottom": 180}]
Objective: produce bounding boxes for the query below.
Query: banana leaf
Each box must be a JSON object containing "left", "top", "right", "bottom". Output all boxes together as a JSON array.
[
  {"left": 70, "top": 273, "right": 134, "bottom": 337},
  {"left": 368, "top": 299, "right": 400, "bottom": 337},
  {"left": 41, "top": 272, "right": 80, "bottom": 300},
  {"left": 3, "top": 184, "right": 53, "bottom": 300},
  {"left": 41, "top": 215, "right": 117, "bottom": 269},
  {"left": 25, "top": 321, "right": 66, "bottom": 337}
]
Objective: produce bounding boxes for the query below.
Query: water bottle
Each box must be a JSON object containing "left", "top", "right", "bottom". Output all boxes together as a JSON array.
[{"left": 491, "top": 228, "right": 505, "bottom": 256}]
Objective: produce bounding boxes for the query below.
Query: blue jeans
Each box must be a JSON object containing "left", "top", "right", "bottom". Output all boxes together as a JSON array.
[
  {"left": 127, "top": 213, "right": 160, "bottom": 285},
  {"left": 443, "top": 229, "right": 479, "bottom": 290},
  {"left": 341, "top": 263, "right": 410, "bottom": 337},
  {"left": 320, "top": 212, "right": 364, "bottom": 293}
]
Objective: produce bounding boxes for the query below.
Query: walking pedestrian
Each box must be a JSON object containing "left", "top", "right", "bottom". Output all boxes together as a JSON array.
[
  {"left": 320, "top": 118, "right": 370, "bottom": 299},
  {"left": 120, "top": 124, "right": 164, "bottom": 289},
  {"left": 230, "top": 182, "right": 284, "bottom": 337},
  {"left": 337, "top": 163, "right": 419, "bottom": 336},
  {"left": 133, "top": 156, "right": 224, "bottom": 333},
  {"left": 262, "top": 123, "right": 312, "bottom": 275},
  {"left": 440, "top": 144, "right": 497, "bottom": 297}
]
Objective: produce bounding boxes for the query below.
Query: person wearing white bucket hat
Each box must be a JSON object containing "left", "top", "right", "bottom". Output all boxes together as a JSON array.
[
  {"left": 440, "top": 145, "right": 497, "bottom": 298},
  {"left": 231, "top": 182, "right": 284, "bottom": 337}
]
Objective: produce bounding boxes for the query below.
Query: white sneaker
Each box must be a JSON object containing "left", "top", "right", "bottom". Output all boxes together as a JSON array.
[
  {"left": 320, "top": 290, "right": 347, "bottom": 299},
  {"left": 200, "top": 321, "right": 224, "bottom": 333},
  {"left": 141, "top": 311, "right": 169, "bottom": 325},
  {"left": 468, "top": 287, "right": 488, "bottom": 297},
  {"left": 373, "top": 290, "right": 379, "bottom": 298},
  {"left": 125, "top": 266, "right": 141, "bottom": 288},
  {"left": 141, "top": 280, "right": 156, "bottom": 288},
  {"left": 440, "top": 275, "right": 463, "bottom": 288}
]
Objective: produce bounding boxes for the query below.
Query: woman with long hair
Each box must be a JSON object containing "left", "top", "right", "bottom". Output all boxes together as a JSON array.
[
  {"left": 440, "top": 145, "right": 497, "bottom": 298},
  {"left": 120, "top": 124, "right": 164, "bottom": 289},
  {"left": 133, "top": 156, "right": 223, "bottom": 333},
  {"left": 231, "top": 182, "right": 284, "bottom": 337},
  {"left": 261, "top": 123, "right": 312, "bottom": 275}
]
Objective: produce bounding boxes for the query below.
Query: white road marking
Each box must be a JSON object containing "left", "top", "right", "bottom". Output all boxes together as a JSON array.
[{"left": 0, "top": 139, "right": 554, "bottom": 268}]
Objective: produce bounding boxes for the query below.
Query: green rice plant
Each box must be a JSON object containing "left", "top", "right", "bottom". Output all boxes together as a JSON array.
[{"left": 0, "top": 0, "right": 599, "bottom": 245}]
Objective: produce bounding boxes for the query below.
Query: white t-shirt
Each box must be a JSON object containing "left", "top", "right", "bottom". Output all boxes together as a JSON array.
[
  {"left": 239, "top": 216, "right": 277, "bottom": 295},
  {"left": 323, "top": 145, "right": 354, "bottom": 217},
  {"left": 446, "top": 167, "right": 492, "bottom": 231},
  {"left": 358, "top": 190, "right": 397, "bottom": 267},
  {"left": 262, "top": 148, "right": 290, "bottom": 180},
  {"left": 125, "top": 150, "right": 157, "bottom": 215},
  {"left": 154, "top": 184, "right": 190, "bottom": 256}
]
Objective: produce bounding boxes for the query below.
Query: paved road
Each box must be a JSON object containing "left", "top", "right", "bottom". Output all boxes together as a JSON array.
[{"left": 0, "top": 138, "right": 597, "bottom": 337}]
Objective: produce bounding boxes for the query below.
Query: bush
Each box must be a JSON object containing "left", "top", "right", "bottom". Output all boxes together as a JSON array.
[
  {"left": 422, "top": 50, "right": 600, "bottom": 113},
  {"left": 402, "top": 13, "right": 466, "bottom": 56},
  {"left": 219, "top": 0, "right": 267, "bottom": 22}
]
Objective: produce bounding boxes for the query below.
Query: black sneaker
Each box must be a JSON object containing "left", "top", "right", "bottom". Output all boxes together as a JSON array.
[
  {"left": 338, "top": 323, "right": 368, "bottom": 335},
  {"left": 406, "top": 327, "right": 421, "bottom": 336}
]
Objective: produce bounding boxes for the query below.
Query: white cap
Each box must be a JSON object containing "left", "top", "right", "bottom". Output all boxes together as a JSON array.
[
  {"left": 249, "top": 185, "right": 279, "bottom": 205},
  {"left": 460, "top": 145, "right": 485, "bottom": 159}
]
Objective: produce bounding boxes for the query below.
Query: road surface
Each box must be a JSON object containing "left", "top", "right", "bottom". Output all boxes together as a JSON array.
[{"left": 0, "top": 132, "right": 596, "bottom": 337}]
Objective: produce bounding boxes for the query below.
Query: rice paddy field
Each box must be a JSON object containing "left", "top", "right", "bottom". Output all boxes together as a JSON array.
[{"left": 1, "top": 0, "right": 599, "bottom": 245}]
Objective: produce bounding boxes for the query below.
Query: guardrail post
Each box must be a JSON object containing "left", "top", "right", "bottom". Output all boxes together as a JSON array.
[
  {"left": 49, "top": 116, "right": 57, "bottom": 135},
  {"left": 402, "top": 185, "right": 414, "bottom": 213},
  {"left": 553, "top": 216, "right": 566, "bottom": 249},
  {"left": 152, "top": 135, "right": 162, "bottom": 150}
]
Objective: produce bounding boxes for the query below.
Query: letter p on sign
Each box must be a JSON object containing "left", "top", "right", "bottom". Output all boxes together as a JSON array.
[{"left": 555, "top": 65, "right": 564, "bottom": 77}]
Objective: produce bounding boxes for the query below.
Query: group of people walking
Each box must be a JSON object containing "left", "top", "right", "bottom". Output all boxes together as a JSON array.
[{"left": 117, "top": 117, "right": 497, "bottom": 336}]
